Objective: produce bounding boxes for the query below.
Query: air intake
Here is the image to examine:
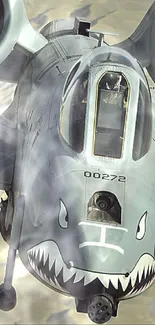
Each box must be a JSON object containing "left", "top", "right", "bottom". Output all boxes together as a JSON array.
[{"left": 0, "top": 0, "right": 47, "bottom": 65}]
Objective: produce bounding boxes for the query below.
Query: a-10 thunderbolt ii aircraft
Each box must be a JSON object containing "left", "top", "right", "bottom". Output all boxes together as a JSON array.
[{"left": 0, "top": 0, "right": 155, "bottom": 323}]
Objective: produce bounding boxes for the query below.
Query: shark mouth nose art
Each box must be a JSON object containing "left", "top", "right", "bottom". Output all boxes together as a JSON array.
[{"left": 27, "top": 241, "right": 155, "bottom": 299}]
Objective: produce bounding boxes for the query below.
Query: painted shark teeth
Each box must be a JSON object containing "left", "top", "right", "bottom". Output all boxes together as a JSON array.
[
  {"left": 121, "top": 279, "right": 130, "bottom": 292},
  {"left": 54, "top": 276, "right": 63, "bottom": 291},
  {"left": 99, "top": 274, "right": 110, "bottom": 289},
  {"left": 144, "top": 265, "right": 149, "bottom": 278},
  {"left": 73, "top": 270, "right": 84, "bottom": 283},
  {"left": 149, "top": 264, "right": 152, "bottom": 274},
  {"left": 110, "top": 277, "right": 119, "bottom": 290},
  {"left": 44, "top": 274, "right": 50, "bottom": 283},
  {"left": 43, "top": 250, "right": 49, "bottom": 266},
  {"left": 84, "top": 273, "right": 96, "bottom": 286},
  {"left": 62, "top": 267, "right": 76, "bottom": 283},
  {"left": 29, "top": 258, "right": 35, "bottom": 271},
  {"left": 49, "top": 255, "right": 55, "bottom": 271},
  {"left": 55, "top": 259, "right": 62, "bottom": 277},
  {"left": 28, "top": 242, "right": 155, "bottom": 298},
  {"left": 138, "top": 267, "right": 144, "bottom": 283},
  {"left": 131, "top": 275, "right": 137, "bottom": 287},
  {"left": 49, "top": 278, "right": 55, "bottom": 286},
  {"left": 36, "top": 266, "right": 42, "bottom": 278}
]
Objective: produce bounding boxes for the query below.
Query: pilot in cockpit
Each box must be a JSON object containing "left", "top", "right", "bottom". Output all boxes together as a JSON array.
[
  {"left": 105, "top": 73, "right": 122, "bottom": 91},
  {"left": 103, "top": 72, "right": 128, "bottom": 104}
]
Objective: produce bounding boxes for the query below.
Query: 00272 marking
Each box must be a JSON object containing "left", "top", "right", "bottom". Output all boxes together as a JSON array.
[{"left": 84, "top": 171, "right": 126, "bottom": 182}]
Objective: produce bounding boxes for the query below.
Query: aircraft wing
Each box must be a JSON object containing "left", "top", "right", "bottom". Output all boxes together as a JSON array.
[{"left": 115, "top": 1, "right": 155, "bottom": 83}]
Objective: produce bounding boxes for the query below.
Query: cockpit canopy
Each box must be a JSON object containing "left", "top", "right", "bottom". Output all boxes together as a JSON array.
[
  {"left": 94, "top": 72, "right": 128, "bottom": 158},
  {"left": 60, "top": 57, "right": 152, "bottom": 161}
]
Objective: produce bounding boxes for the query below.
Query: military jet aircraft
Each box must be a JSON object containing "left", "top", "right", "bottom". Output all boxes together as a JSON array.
[{"left": 0, "top": 0, "right": 155, "bottom": 323}]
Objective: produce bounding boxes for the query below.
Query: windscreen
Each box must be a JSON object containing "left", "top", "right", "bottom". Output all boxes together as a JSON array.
[
  {"left": 94, "top": 72, "right": 129, "bottom": 158},
  {"left": 97, "top": 90, "right": 124, "bottom": 130}
]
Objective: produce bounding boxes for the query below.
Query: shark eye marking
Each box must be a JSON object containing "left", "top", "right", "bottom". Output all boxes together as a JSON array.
[
  {"left": 136, "top": 211, "right": 148, "bottom": 240},
  {"left": 58, "top": 199, "right": 68, "bottom": 229}
]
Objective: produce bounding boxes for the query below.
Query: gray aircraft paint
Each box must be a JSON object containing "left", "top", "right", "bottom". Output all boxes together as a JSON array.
[{"left": 0, "top": 0, "right": 155, "bottom": 320}]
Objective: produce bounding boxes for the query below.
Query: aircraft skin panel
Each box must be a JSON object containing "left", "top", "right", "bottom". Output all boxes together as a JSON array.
[
  {"left": 1, "top": 3, "right": 155, "bottom": 324},
  {"left": 0, "top": 50, "right": 28, "bottom": 83},
  {"left": 40, "top": 18, "right": 76, "bottom": 40},
  {"left": 10, "top": 33, "right": 97, "bottom": 196}
]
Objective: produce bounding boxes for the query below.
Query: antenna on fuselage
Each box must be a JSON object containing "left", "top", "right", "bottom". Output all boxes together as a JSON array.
[{"left": 87, "top": 29, "right": 119, "bottom": 46}]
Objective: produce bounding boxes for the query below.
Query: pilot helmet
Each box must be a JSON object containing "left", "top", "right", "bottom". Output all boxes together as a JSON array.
[{"left": 105, "top": 72, "right": 119, "bottom": 90}]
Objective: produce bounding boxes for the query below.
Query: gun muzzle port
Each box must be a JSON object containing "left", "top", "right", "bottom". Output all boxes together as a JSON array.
[{"left": 87, "top": 295, "right": 113, "bottom": 324}]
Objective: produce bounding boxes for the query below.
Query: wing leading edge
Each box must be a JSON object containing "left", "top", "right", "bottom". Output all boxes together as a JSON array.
[{"left": 115, "top": 1, "right": 155, "bottom": 82}]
